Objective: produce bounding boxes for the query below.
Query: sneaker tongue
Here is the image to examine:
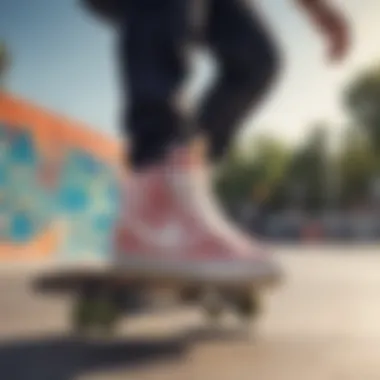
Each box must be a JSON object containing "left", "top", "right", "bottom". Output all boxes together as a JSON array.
[
  {"left": 166, "top": 148, "right": 257, "bottom": 257},
  {"left": 167, "top": 138, "right": 208, "bottom": 168}
]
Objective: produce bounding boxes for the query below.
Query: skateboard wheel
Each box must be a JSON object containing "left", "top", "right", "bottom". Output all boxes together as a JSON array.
[
  {"left": 234, "top": 292, "right": 261, "bottom": 319},
  {"left": 72, "top": 296, "right": 98, "bottom": 334},
  {"left": 72, "top": 288, "right": 120, "bottom": 335},
  {"left": 201, "top": 290, "right": 225, "bottom": 320}
]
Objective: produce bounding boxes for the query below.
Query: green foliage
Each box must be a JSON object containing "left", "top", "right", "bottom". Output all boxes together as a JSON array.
[
  {"left": 284, "top": 125, "right": 330, "bottom": 211},
  {"left": 338, "top": 127, "right": 377, "bottom": 205},
  {"left": 0, "top": 40, "right": 11, "bottom": 88},
  {"left": 345, "top": 64, "right": 380, "bottom": 153},
  {"left": 215, "top": 135, "right": 291, "bottom": 208},
  {"left": 216, "top": 123, "right": 377, "bottom": 211}
]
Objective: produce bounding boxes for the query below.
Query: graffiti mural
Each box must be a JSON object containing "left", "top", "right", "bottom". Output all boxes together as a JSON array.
[
  {"left": 0, "top": 92, "right": 121, "bottom": 262},
  {"left": 56, "top": 149, "right": 120, "bottom": 260}
]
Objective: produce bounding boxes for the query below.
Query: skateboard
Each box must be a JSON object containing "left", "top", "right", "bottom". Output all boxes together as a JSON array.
[
  {"left": 33, "top": 265, "right": 279, "bottom": 335},
  {"left": 1, "top": 92, "right": 281, "bottom": 336}
]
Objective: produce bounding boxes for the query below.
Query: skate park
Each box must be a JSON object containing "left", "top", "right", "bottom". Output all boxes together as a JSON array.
[{"left": 2, "top": 1, "right": 380, "bottom": 378}]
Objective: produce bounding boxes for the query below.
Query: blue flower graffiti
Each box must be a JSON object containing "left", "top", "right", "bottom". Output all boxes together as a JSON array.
[{"left": 0, "top": 122, "right": 120, "bottom": 260}]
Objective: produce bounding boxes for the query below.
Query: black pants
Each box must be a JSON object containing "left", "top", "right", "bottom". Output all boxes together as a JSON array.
[{"left": 119, "top": 0, "right": 280, "bottom": 169}]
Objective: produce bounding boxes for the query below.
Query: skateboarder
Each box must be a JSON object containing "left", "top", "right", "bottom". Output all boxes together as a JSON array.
[{"left": 81, "top": 0, "right": 350, "bottom": 283}]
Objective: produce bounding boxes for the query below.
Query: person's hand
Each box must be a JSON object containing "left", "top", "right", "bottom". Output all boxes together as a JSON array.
[{"left": 300, "top": 1, "right": 351, "bottom": 63}]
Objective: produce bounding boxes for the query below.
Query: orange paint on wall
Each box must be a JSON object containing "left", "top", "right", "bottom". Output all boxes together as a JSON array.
[
  {"left": 0, "top": 91, "right": 121, "bottom": 164},
  {"left": 0, "top": 225, "right": 62, "bottom": 261}
]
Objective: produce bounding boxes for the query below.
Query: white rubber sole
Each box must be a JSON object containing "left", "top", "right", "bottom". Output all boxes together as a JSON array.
[
  {"left": 34, "top": 256, "right": 283, "bottom": 293},
  {"left": 115, "top": 256, "right": 282, "bottom": 286}
]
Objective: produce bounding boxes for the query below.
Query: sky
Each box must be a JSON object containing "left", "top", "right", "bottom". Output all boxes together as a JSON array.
[{"left": 0, "top": 0, "right": 379, "bottom": 146}]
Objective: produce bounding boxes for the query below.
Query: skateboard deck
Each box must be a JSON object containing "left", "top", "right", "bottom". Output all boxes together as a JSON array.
[{"left": 33, "top": 264, "right": 268, "bottom": 335}]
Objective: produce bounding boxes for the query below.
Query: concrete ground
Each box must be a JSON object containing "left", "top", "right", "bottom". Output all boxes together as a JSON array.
[{"left": 1, "top": 245, "right": 380, "bottom": 380}]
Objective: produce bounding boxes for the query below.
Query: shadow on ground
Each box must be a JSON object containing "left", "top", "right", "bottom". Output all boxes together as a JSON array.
[
  {"left": 0, "top": 335, "right": 188, "bottom": 380},
  {"left": 0, "top": 327, "right": 247, "bottom": 380}
]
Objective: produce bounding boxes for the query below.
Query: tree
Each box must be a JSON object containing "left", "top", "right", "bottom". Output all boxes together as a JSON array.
[
  {"left": 0, "top": 41, "right": 10, "bottom": 89},
  {"left": 338, "top": 126, "right": 377, "bottom": 206},
  {"left": 283, "top": 124, "right": 330, "bottom": 212},
  {"left": 345, "top": 64, "right": 380, "bottom": 153},
  {"left": 215, "top": 135, "right": 291, "bottom": 209}
]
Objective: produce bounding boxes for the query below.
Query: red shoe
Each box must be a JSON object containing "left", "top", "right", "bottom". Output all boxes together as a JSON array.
[{"left": 112, "top": 142, "right": 281, "bottom": 287}]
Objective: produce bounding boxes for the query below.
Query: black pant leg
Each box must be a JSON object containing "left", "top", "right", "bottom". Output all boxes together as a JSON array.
[
  {"left": 120, "top": 0, "right": 193, "bottom": 169},
  {"left": 200, "top": 0, "right": 281, "bottom": 161}
]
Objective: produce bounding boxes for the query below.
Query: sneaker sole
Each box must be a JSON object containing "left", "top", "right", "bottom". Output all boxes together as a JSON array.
[{"left": 34, "top": 256, "right": 283, "bottom": 294}]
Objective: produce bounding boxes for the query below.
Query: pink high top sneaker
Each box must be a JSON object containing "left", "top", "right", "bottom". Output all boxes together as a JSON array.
[{"left": 112, "top": 142, "right": 281, "bottom": 286}]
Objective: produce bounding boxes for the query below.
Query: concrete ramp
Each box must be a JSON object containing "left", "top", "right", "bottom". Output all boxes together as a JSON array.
[{"left": 0, "top": 246, "right": 379, "bottom": 380}]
